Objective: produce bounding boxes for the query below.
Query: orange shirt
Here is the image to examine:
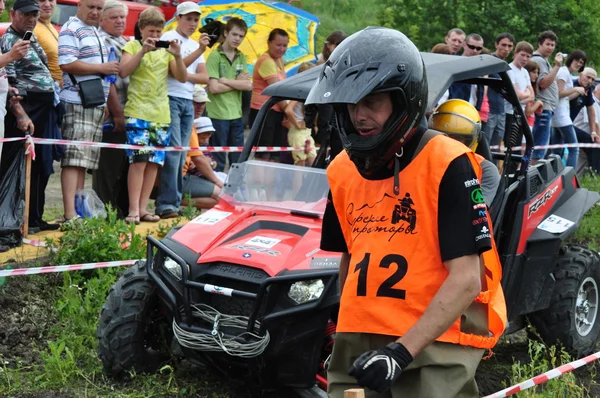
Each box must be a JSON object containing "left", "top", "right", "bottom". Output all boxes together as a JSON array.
[
  {"left": 327, "top": 134, "right": 506, "bottom": 349},
  {"left": 250, "top": 53, "right": 286, "bottom": 112},
  {"left": 34, "top": 20, "right": 62, "bottom": 86},
  {"left": 183, "top": 126, "right": 204, "bottom": 175}
]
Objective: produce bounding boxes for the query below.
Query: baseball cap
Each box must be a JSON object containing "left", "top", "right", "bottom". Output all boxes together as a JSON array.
[
  {"left": 13, "top": 0, "right": 41, "bottom": 13},
  {"left": 177, "top": 2, "right": 201, "bottom": 16},
  {"left": 193, "top": 85, "right": 211, "bottom": 103},
  {"left": 194, "top": 117, "right": 215, "bottom": 134}
]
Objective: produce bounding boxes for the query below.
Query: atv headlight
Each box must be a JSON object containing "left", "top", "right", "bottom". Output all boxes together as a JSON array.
[
  {"left": 163, "top": 256, "right": 182, "bottom": 280},
  {"left": 288, "top": 279, "right": 324, "bottom": 304}
]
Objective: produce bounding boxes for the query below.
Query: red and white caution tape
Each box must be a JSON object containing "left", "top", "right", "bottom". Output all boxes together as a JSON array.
[
  {"left": 24, "top": 135, "right": 36, "bottom": 160},
  {"left": 3, "top": 135, "right": 598, "bottom": 153},
  {"left": 0, "top": 136, "right": 32, "bottom": 143},
  {"left": 0, "top": 259, "right": 138, "bottom": 278},
  {"left": 22, "top": 237, "right": 57, "bottom": 251},
  {"left": 490, "top": 142, "right": 600, "bottom": 151},
  {"left": 0, "top": 136, "right": 302, "bottom": 152},
  {"left": 484, "top": 350, "right": 600, "bottom": 397}
]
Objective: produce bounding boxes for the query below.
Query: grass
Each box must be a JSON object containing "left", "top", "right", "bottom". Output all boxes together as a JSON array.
[
  {"left": 0, "top": 205, "right": 227, "bottom": 397},
  {"left": 0, "top": 265, "right": 232, "bottom": 397},
  {"left": 570, "top": 174, "right": 600, "bottom": 251},
  {"left": 506, "top": 328, "right": 589, "bottom": 397}
]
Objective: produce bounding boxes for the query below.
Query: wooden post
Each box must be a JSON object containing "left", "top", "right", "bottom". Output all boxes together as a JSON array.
[
  {"left": 23, "top": 139, "right": 32, "bottom": 237},
  {"left": 344, "top": 389, "right": 365, "bottom": 398}
]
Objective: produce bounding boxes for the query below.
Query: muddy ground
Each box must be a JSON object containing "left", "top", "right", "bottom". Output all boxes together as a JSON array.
[{"left": 0, "top": 272, "right": 599, "bottom": 397}]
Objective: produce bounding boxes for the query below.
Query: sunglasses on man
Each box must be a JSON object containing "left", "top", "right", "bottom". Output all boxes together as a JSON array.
[{"left": 466, "top": 43, "right": 483, "bottom": 51}]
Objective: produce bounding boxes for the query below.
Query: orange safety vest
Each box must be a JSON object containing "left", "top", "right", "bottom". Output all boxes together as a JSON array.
[{"left": 327, "top": 134, "right": 507, "bottom": 349}]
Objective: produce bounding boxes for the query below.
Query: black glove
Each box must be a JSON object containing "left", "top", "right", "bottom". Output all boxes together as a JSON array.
[{"left": 348, "top": 342, "right": 413, "bottom": 393}]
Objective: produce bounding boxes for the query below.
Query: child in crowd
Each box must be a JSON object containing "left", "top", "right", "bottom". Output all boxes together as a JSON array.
[
  {"left": 182, "top": 116, "right": 224, "bottom": 209},
  {"left": 192, "top": 85, "right": 221, "bottom": 172},
  {"left": 284, "top": 62, "right": 317, "bottom": 166},
  {"left": 119, "top": 8, "right": 187, "bottom": 224},
  {"left": 524, "top": 61, "right": 544, "bottom": 129}
]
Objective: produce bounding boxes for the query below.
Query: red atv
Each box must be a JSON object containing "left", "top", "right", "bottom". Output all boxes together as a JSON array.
[{"left": 97, "top": 53, "right": 600, "bottom": 397}]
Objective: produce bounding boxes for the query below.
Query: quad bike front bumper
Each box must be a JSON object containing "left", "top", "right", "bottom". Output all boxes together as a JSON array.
[{"left": 146, "top": 235, "right": 339, "bottom": 391}]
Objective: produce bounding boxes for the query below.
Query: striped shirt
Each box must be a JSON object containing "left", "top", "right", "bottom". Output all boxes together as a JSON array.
[{"left": 58, "top": 16, "right": 109, "bottom": 105}]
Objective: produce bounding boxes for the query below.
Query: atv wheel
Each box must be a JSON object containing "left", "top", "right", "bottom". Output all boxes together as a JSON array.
[
  {"left": 97, "top": 260, "right": 172, "bottom": 377},
  {"left": 529, "top": 246, "right": 600, "bottom": 357}
]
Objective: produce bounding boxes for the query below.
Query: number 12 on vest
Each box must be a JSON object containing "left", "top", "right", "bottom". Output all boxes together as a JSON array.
[{"left": 354, "top": 253, "right": 408, "bottom": 299}]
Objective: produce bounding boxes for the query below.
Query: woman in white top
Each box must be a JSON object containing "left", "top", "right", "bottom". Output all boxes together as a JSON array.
[{"left": 551, "top": 50, "right": 587, "bottom": 168}]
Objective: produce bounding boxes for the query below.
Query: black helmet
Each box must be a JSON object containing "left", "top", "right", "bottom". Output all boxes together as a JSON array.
[{"left": 306, "top": 27, "right": 428, "bottom": 175}]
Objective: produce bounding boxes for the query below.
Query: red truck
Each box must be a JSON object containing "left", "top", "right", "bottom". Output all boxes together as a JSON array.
[{"left": 0, "top": 0, "right": 176, "bottom": 38}]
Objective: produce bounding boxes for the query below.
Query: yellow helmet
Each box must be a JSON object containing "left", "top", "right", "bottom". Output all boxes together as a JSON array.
[{"left": 429, "top": 99, "right": 482, "bottom": 150}]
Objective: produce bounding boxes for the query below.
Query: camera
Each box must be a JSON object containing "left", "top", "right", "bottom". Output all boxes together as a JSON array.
[{"left": 155, "top": 40, "right": 170, "bottom": 48}]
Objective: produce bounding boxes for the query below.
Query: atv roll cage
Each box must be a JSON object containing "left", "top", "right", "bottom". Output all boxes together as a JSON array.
[
  {"left": 240, "top": 53, "right": 536, "bottom": 180},
  {"left": 240, "top": 53, "right": 599, "bottom": 334}
]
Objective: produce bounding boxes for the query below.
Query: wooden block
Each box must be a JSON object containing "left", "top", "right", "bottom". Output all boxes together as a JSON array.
[{"left": 344, "top": 389, "right": 365, "bottom": 398}]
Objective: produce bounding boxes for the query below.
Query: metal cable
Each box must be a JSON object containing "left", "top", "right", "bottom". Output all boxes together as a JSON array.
[{"left": 172, "top": 303, "right": 270, "bottom": 358}]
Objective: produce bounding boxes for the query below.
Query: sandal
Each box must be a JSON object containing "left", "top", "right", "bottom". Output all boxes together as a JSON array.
[
  {"left": 60, "top": 215, "right": 84, "bottom": 231},
  {"left": 140, "top": 213, "right": 160, "bottom": 223},
  {"left": 125, "top": 215, "right": 140, "bottom": 225}
]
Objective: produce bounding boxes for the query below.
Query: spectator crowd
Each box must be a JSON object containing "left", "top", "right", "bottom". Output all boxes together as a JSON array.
[
  {"left": 0, "top": 0, "right": 599, "bottom": 233},
  {"left": 433, "top": 28, "right": 600, "bottom": 173}
]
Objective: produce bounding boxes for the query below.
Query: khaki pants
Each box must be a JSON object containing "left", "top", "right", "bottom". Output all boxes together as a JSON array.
[{"left": 328, "top": 332, "right": 484, "bottom": 398}]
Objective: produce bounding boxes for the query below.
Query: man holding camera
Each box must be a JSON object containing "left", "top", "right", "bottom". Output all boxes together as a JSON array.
[
  {"left": 0, "top": 0, "right": 59, "bottom": 232},
  {"left": 155, "top": 1, "right": 210, "bottom": 219},
  {"left": 531, "top": 31, "right": 563, "bottom": 163}
]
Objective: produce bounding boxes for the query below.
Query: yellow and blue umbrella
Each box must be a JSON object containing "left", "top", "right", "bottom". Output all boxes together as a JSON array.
[{"left": 163, "top": 0, "right": 319, "bottom": 76}]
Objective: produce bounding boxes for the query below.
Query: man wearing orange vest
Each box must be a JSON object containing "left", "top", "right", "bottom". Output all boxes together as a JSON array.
[{"left": 306, "top": 27, "right": 507, "bottom": 397}]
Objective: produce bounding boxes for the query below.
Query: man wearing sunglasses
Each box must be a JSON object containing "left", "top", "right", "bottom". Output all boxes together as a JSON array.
[{"left": 448, "top": 33, "right": 485, "bottom": 110}]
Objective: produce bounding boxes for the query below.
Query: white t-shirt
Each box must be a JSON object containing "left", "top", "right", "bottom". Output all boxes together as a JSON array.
[
  {"left": 0, "top": 73, "right": 8, "bottom": 120},
  {"left": 469, "top": 85, "right": 477, "bottom": 107},
  {"left": 161, "top": 30, "right": 205, "bottom": 100},
  {"left": 505, "top": 63, "right": 531, "bottom": 115},
  {"left": 292, "top": 101, "right": 304, "bottom": 123},
  {"left": 552, "top": 66, "right": 574, "bottom": 128},
  {"left": 574, "top": 96, "right": 600, "bottom": 133}
]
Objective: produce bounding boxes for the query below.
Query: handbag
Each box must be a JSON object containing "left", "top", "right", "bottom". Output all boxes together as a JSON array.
[
  {"left": 71, "top": 77, "right": 105, "bottom": 108},
  {"left": 68, "top": 29, "right": 106, "bottom": 108}
]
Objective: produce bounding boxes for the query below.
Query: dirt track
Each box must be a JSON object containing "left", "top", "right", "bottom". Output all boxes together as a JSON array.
[{"left": 1, "top": 272, "right": 598, "bottom": 397}]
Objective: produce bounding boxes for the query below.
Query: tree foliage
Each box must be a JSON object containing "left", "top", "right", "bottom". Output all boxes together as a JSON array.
[{"left": 378, "top": 0, "right": 600, "bottom": 66}]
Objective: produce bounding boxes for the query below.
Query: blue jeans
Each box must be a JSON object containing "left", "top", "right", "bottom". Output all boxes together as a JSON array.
[
  {"left": 483, "top": 112, "right": 505, "bottom": 149},
  {"left": 156, "top": 96, "right": 194, "bottom": 214},
  {"left": 532, "top": 110, "right": 553, "bottom": 160},
  {"left": 210, "top": 118, "right": 245, "bottom": 172},
  {"left": 551, "top": 124, "right": 579, "bottom": 168}
]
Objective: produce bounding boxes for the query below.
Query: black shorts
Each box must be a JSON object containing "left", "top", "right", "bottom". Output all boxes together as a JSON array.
[{"left": 249, "top": 108, "right": 285, "bottom": 161}]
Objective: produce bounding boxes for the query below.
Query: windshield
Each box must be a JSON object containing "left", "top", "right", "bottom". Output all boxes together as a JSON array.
[
  {"left": 52, "top": 4, "right": 77, "bottom": 26},
  {"left": 222, "top": 160, "right": 330, "bottom": 216}
]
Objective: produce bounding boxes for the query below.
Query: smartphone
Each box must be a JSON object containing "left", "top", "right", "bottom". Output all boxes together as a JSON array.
[
  {"left": 155, "top": 40, "right": 170, "bottom": 48},
  {"left": 7, "top": 88, "right": 27, "bottom": 99},
  {"left": 22, "top": 31, "right": 33, "bottom": 41}
]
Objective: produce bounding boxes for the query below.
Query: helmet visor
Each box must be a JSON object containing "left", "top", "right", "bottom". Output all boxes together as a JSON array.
[{"left": 428, "top": 111, "right": 481, "bottom": 149}]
